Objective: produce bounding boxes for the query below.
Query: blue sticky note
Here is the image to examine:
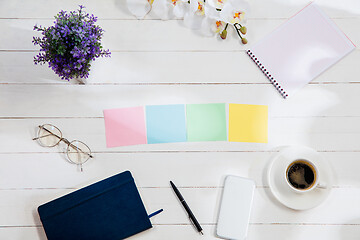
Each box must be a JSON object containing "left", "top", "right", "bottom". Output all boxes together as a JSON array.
[{"left": 146, "top": 105, "right": 187, "bottom": 144}]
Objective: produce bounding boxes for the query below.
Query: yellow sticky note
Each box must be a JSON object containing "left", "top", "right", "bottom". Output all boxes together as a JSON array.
[{"left": 229, "top": 104, "right": 268, "bottom": 143}]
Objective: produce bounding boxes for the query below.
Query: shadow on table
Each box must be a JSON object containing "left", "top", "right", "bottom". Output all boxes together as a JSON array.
[
  {"left": 256, "top": 146, "right": 311, "bottom": 239},
  {"left": 210, "top": 175, "right": 228, "bottom": 238},
  {"left": 260, "top": 146, "right": 289, "bottom": 209},
  {"left": 32, "top": 209, "right": 48, "bottom": 240},
  {"left": 2, "top": 18, "right": 80, "bottom": 84}
]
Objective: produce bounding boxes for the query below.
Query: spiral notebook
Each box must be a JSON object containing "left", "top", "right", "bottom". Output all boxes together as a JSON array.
[{"left": 247, "top": 2, "right": 355, "bottom": 98}]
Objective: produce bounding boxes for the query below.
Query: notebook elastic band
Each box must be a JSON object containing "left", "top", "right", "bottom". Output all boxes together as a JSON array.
[
  {"left": 148, "top": 209, "right": 163, "bottom": 218},
  {"left": 246, "top": 49, "right": 288, "bottom": 98}
]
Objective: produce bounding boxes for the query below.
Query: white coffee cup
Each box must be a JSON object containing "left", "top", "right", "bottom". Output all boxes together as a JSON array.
[{"left": 285, "top": 159, "right": 327, "bottom": 194}]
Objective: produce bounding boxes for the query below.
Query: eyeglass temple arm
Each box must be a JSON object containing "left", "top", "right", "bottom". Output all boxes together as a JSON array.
[
  {"left": 32, "top": 133, "right": 57, "bottom": 141},
  {"left": 33, "top": 126, "right": 93, "bottom": 158}
]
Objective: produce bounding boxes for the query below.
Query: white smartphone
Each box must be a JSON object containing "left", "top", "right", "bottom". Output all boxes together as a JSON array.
[{"left": 216, "top": 176, "right": 255, "bottom": 240}]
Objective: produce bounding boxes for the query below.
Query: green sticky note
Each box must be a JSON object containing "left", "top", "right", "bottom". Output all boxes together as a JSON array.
[{"left": 186, "top": 103, "right": 227, "bottom": 142}]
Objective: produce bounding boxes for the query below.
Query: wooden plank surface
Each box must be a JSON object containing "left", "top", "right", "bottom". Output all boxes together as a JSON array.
[
  {"left": 1, "top": 18, "right": 360, "bottom": 51},
  {"left": 1, "top": 117, "right": 360, "bottom": 153},
  {"left": 1, "top": 0, "right": 359, "bottom": 239},
  {"left": 1, "top": 224, "right": 360, "bottom": 240},
  {"left": 1, "top": 51, "right": 360, "bottom": 84},
  {"left": 1, "top": 151, "right": 360, "bottom": 189},
  {"left": 2, "top": 84, "right": 360, "bottom": 117}
]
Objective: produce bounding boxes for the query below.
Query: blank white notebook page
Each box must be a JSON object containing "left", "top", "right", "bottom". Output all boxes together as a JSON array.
[{"left": 247, "top": 3, "right": 355, "bottom": 98}]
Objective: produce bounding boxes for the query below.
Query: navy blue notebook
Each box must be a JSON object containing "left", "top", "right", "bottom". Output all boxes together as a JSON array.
[{"left": 38, "top": 171, "right": 153, "bottom": 240}]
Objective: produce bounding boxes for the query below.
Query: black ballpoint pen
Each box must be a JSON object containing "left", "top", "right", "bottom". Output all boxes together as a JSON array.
[{"left": 170, "top": 181, "right": 203, "bottom": 235}]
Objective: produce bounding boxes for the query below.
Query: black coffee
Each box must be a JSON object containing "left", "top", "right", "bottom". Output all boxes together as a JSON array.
[{"left": 287, "top": 161, "right": 315, "bottom": 190}]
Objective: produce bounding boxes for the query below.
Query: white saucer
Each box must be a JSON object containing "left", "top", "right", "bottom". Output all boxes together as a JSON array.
[{"left": 267, "top": 146, "right": 333, "bottom": 210}]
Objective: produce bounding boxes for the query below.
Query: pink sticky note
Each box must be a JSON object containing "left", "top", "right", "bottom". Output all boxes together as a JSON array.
[{"left": 103, "top": 107, "right": 147, "bottom": 147}]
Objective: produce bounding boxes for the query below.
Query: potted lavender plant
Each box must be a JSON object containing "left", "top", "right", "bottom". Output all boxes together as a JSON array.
[{"left": 33, "top": 5, "right": 111, "bottom": 83}]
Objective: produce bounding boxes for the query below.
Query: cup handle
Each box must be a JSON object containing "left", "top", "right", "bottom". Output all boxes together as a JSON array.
[{"left": 316, "top": 182, "right": 327, "bottom": 189}]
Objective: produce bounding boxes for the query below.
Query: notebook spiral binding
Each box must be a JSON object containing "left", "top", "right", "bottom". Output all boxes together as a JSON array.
[{"left": 246, "top": 50, "right": 288, "bottom": 98}]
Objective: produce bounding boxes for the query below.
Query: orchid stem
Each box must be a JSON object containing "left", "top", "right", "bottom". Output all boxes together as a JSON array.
[
  {"left": 224, "top": 23, "right": 228, "bottom": 30},
  {"left": 234, "top": 24, "right": 243, "bottom": 39},
  {"left": 234, "top": 24, "right": 242, "bottom": 39}
]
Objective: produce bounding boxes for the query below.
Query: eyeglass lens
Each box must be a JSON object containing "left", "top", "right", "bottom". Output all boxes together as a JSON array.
[
  {"left": 66, "top": 140, "right": 91, "bottom": 166},
  {"left": 37, "top": 124, "right": 62, "bottom": 147}
]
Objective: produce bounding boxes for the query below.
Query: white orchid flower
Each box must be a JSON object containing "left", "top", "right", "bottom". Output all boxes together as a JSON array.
[
  {"left": 126, "top": 0, "right": 250, "bottom": 43},
  {"left": 127, "top": 0, "right": 153, "bottom": 19},
  {"left": 219, "top": 0, "right": 250, "bottom": 24},
  {"left": 152, "top": 0, "right": 188, "bottom": 19},
  {"left": 201, "top": 0, "right": 249, "bottom": 37},
  {"left": 200, "top": 16, "right": 226, "bottom": 37},
  {"left": 184, "top": 0, "right": 229, "bottom": 37},
  {"left": 183, "top": 0, "right": 207, "bottom": 29},
  {"left": 207, "top": 0, "right": 228, "bottom": 10},
  {"left": 191, "top": 0, "right": 206, "bottom": 16}
]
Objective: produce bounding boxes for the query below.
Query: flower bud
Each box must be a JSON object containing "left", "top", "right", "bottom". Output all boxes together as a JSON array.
[
  {"left": 241, "top": 38, "right": 248, "bottom": 44},
  {"left": 220, "top": 29, "right": 227, "bottom": 39},
  {"left": 240, "top": 26, "right": 247, "bottom": 34}
]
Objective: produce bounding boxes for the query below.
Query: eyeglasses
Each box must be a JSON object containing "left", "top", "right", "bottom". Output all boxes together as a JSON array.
[{"left": 32, "top": 124, "right": 93, "bottom": 171}]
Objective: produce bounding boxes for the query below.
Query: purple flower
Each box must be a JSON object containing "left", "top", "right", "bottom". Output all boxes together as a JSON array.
[{"left": 32, "top": 6, "right": 111, "bottom": 81}]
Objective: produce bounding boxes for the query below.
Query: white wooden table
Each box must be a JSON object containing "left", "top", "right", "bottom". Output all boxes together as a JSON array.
[{"left": 1, "top": 0, "right": 360, "bottom": 239}]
